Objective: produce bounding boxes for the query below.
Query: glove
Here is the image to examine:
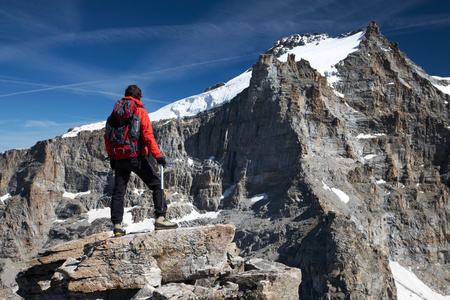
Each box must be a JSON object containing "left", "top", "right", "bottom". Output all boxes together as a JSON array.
[
  {"left": 156, "top": 156, "right": 167, "bottom": 168},
  {"left": 110, "top": 159, "right": 116, "bottom": 169}
]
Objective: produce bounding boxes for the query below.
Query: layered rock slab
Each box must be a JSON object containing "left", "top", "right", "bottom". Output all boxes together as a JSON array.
[
  {"left": 17, "top": 224, "right": 302, "bottom": 299},
  {"left": 19, "top": 224, "right": 235, "bottom": 296}
]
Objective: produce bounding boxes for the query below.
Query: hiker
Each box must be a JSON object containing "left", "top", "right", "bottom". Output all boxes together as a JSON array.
[{"left": 104, "top": 85, "right": 178, "bottom": 237}]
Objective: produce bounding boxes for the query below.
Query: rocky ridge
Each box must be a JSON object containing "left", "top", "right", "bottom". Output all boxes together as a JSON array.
[
  {"left": 13, "top": 224, "right": 301, "bottom": 299},
  {"left": 0, "top": 21, "right": 449, "bottom": 299}
]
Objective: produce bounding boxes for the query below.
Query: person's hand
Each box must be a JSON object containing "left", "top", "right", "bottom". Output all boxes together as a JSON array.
[
  {"left": 110, "top": 159, "right": 116, "bottom": 169},
  {"left": 156, "top": 156, "right": 167, "bottom": 168}
]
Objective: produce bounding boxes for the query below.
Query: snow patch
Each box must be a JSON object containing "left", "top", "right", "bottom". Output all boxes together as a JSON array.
[
  {"left": 175, "top": 203, "right": 220, "bottom": 223},
  {"left": 331, "top": 188, "right": 350, "bottom": 204},
  {"left": 356, "top": 133, "right": 385, "bottom": 140},
  {"left": 70, "top": 206, "right": 108, "bottom": 228},
  {"left": 133, "top": 188, "right": 145, "bottom": 196},
  {"left": 322, "top": 181, "right": 350, "bottom": 203},
  {"left": 72, "top": 206, "right": 155, "bottom": 233},
  {"left": 125, "top": 218, "right": 155, "bottom": 234},
  {"left": 86, "top": 207, "right": 110, "bottom": 223},
  {"left": 63, "top": 190, "right": 91, "bottom": 199},
  {"left": 333, "top": 90, "right": 345, "bottom": 98},
  {"left": 122, "top": 207, "right": 155, "bottom": 233},
  {"left": 364, "top": 154, "right": 377, "bottom": 160},
  {"left": 390, "top": 261, "right": 450, "bottom": 300},
  {"left": 221, "top": 185, "right": 235, "bottom": 200},
  {"left": 250, "top": 193, "right": 268, "bottom": 203},
  {"left": 73, "top": 203, "right": 221, "bottom": 232},
  {"left": 0, "top": 193, "right": 11, "bottom": 203}
]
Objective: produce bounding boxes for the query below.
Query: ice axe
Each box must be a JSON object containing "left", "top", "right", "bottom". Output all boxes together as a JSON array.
[{"left": 160, "top": 166, "right": 166, "bottom": 206}]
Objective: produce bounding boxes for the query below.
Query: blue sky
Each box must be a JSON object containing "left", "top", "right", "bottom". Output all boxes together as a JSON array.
[{"left": 0, "top": 0, "right": 449, "bottom": 152}]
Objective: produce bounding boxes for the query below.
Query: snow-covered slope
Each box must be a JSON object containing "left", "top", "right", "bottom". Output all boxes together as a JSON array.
[
  {"left": 432, "top": 76, "right": 450, "bottom": 96},
  {"left": 390, "top": 261, "right": 450, "bottom": 300},
  {"left": 275, "top": 31, "right": 365, "bottom": 80},
  {"left": 149, "top": 69, "right": 252, "bottom": 121}
]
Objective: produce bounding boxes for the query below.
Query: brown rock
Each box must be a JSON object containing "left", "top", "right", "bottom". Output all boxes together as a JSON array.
[{"left": 20, "top": 224, "right": 235, "bottom": 296}]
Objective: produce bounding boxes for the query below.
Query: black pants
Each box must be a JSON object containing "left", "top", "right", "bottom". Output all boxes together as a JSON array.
[{"left": 111, "top": 156, "right": 166, "bottom": 224}]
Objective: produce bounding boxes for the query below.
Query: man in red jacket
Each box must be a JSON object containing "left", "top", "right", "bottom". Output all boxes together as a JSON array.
[{"left": 104, "top": 85, "right": 178, "bottom": 236}]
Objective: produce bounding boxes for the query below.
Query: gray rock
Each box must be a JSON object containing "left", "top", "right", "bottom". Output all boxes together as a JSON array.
[
  {"left": 224, "top": 258, "right": 302, "bottom": 299},
  {"left": 153, "top": 282, "right": 239, "bottom": 300},
  {"left": 17, "top": 223, "right": 301, "bottom": 300},
  {"left": 130, "top": 284, "right": 155, "bottom": 300}
]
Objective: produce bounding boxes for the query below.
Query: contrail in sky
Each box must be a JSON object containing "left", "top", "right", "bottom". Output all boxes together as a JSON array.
[{"left": 0, "top": 53, "right": 257, "bottom": 99}]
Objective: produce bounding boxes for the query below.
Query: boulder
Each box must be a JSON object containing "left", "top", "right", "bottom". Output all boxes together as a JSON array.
[{"left": 16, "top": 224, "right": 302, "bottom": 299}]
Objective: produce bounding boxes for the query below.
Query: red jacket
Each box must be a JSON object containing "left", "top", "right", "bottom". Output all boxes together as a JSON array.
[{"left": 104, "top": 96, "right": 162, "bottom": 159}]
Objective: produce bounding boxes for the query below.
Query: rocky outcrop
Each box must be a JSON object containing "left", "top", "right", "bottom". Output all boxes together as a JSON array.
[
  {"left": 0, "top": 22, "right": 449, "bottom": 299},
  {"left": 16, "top": 224, "right": 302, "bottom": 299},
  {"left": 204, "top": 82, "right": 225, "bottom": 92}
]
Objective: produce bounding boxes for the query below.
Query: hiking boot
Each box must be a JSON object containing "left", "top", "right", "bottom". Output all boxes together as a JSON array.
[
  {"left": 155, "top": 216, "right": 178, "bottom": 231},
  {"left": 113, "top": 222, "right": 126, "bottom": 237}
]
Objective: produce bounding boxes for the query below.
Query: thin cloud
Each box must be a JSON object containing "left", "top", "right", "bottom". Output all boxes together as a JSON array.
[
  {"left": 383, "top": 16, "right": 450, "bottom": 35},
  {"left": 0, "top": 22, "right": 223, "bottom": 58},
  {"left": 0, "top": 1, "right": 79, "bottom": 38},
  {"left": 24, "top": 120, "right": 61, "bottom": 128},
  {"left": 23, "top": 119, "right": 102, "bottom": 131},
  {"left": 0, "top": 53, "right": 257, "bottom": 99}
]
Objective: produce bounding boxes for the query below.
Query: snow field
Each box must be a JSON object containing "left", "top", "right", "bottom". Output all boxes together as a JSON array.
[
  {"left": 390, "top": 261, "right": 450, "bottom": 300},
  {"left": 277, "top": 30, "right": 365, "bottom": 77},
  {"left": 431, "top": 76, "right": 450, "bottom": 97}
]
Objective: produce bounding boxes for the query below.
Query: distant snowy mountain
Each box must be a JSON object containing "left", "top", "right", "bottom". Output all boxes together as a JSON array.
[
  {"left": 149, "top": 29, "right": 366, "bottom": 122},
  {"left": 62, "top": 29, "right": 367, "bottom": 138},
  {"left": 63, "top": 27, "right": 449, "bottom": 138}
]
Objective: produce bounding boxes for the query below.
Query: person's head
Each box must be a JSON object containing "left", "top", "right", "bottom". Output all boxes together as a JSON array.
[{"left": 124, "top": 85, "right": 142, "bottom": 100}]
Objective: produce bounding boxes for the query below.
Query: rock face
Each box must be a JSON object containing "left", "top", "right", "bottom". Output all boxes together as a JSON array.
[
  {"left": 16, "top": 224, "right": 302, "bottom": 299},
  {"left": 0, "top": 21, "right": 449, "bottom": 299}
]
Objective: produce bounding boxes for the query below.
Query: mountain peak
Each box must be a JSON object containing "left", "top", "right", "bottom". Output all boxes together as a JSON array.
[{"left": 367, "top": 20, "right": 380, "bottom": 34}]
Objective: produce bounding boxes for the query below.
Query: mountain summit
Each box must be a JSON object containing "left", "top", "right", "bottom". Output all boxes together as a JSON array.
[{"left": 0, "top": 21, "right": 449, "bottom": 299}]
